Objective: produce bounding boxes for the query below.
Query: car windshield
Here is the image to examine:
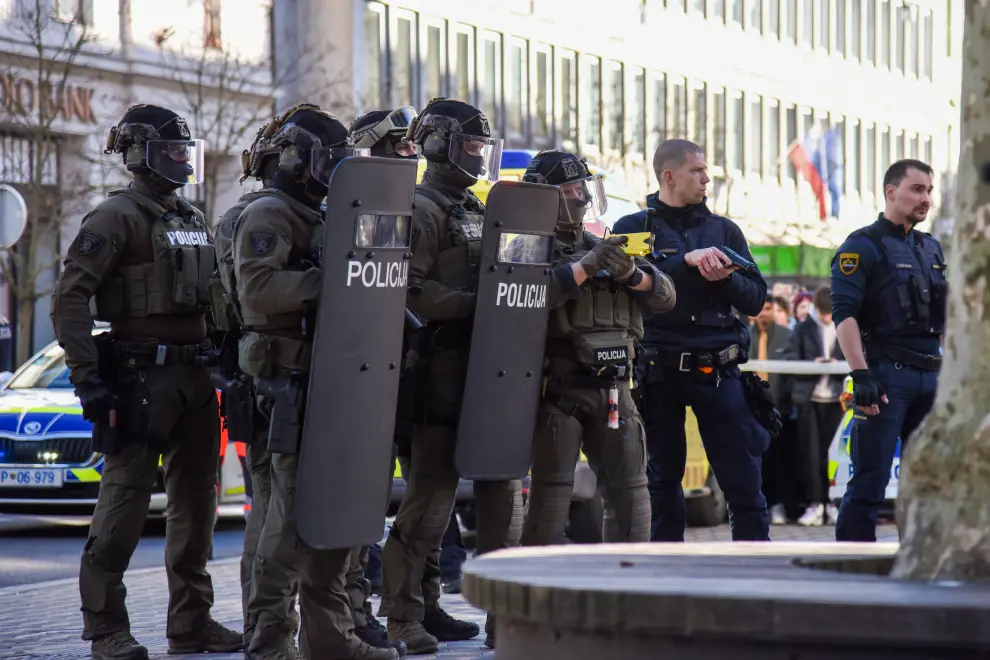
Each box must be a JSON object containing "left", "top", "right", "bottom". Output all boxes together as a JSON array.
[{"left": 4, "top": 343, "right": 72, "bottom": 390}]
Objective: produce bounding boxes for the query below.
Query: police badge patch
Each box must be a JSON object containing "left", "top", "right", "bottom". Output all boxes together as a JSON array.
[
  {"left": 249, "top": 231, "right": 276, "bottom": 255},
  {"left": 75, "top": 230, "right": 105, "bottom": 256},
  {"left": 838, "top": 252, "right": 859, "bottom": 275}
]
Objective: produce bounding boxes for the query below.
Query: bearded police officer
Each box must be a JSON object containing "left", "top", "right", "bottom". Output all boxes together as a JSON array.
[
  {"left": 212, "top": 118, "right": 302, "bottom": 654},
  {"left": 379, "top": 98, "right": 516, "bottom": 653},
  {"left": 234, "top": 105, "right": 402, "bottom": 660},
  {"left": 518, "top": 150, "right": 676, "bottom": 548},
  {"left": 612, "top": 139, "right": 771, "bottom": 543},
  {"left": 832, "top": 159, "right": 944, "bottom": 542},
  {"left": 52, "top": 104, "right": 243, "bottom": 660}
]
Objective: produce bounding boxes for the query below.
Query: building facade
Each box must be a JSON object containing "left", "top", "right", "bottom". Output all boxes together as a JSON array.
[{"left": 0, "top": 0, "right": 273, "bottom": 359}]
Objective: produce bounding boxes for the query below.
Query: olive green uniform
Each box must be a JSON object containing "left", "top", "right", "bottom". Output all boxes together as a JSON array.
[
  {"left": 235, "top": 191, "right": 369, "bottom": 658},
  {"left": 51, "top": 179, "right": 222, "bottom": 642},
  {"left": 520, "top": 229, "right": 676, "bottom": 546},
  {"left": 379, "top": 172, "right": 524, "bottom": 624},
  {"left": 213, "top": 191, "right": 301, "bottom": 647}
]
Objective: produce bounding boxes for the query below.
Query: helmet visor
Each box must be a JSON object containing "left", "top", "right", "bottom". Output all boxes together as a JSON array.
[
  {"left": 310, "top": 147, "right": 371, "bottom": 184},
  {"left": 146, "top": 140, "right": 205, "bottom": 185},
  {"left": 447, "top": 133, "right": 502, "bottom": 182},
  {"left": 352, "top": 106, "right": 418, "bottom": 149},
  {"left": 559, "top": 174, "right": 608, "bottom": 224}
]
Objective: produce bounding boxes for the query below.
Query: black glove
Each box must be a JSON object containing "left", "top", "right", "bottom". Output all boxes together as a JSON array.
[
  {"left": 600, "top": 243, "right": 638, "bottom": 283},
  {"left": 74, "top": 377, "right": 117, "bottom": 424},
  {"left": 850, "top": 369, "right": 886, "bottom": 408}
]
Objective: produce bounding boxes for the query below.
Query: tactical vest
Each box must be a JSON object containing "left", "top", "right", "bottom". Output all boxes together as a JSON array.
[
  {"left": 858, "top": 225, "right": 947, "bottom": 338},
  {"left": 94, "top": 189, "right": 215, "bottom": 322},
  {"left": 547, "top": 232, "right": 645, "bottom": 366},
  {"left": 645, "top": 212, "right": 737, "bottom": 330},
  {"left": 416, "top": 186, "right": 485, "bottom": 292}
]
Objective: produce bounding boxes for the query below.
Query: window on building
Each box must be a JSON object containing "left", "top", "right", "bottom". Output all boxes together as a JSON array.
[
  {"left": 203, "top": 0, "right": 222, "bottom": 49},
  {"left": 363, "top": 5, "right": 385, "bottom": 109},
  {"left": 52, "top": 0, "right": 93, "bottom": 26},
  {"left": 712, "top": 0, "right": 725, "bottom": 21},
  {"left": 786, "top": 105, "right": 797, "bottom": 179},
  {"left": 692, "top": 82, "right": 706, "bottom": 154},
  {"left": 768, "top": 0, "right": 779, "bottom": 36},
  {"left": 895, "top": 131, "right": 904, "bottom": 161},
  {"left": 909, "top": 133, "right": 919, "bottom": 159},
  {"left": 866, "top": 126, "right": 876, "bottom": 194},
  {"left": 650, "top": 73, "right": 667, "bottom": 148},
  {"left": 905, "top": 11, "right": 918, "bottom": 77},
  {"left": 454, "top": 27, "right": 475, "bottom": 105},
  {"left": 923, "top": 11, "right": 933, "bottom": 79},
  {"left": 867, "top": 0, "right": 876, "bottom": 64},
  {"left": 881, "top": 128, "right": 890, "bottom": 172},
  {"left": 768, "top": 100, "right": 780, "bottom": 179},
  {"left": 851, "top": 0, "right": 862, "bottom": 59},
  {"left": 834, "top": 117, "right": 846, "bottom": 192},
  {"left": 425, "top": 23, "right": 445, "bottom": 103},
  {"left": 784, "top": 0, "right": 796, "bottom": 41},
  {"left": 559, "top": 51, "right": 577, "bottom": 145},
  {"left": 895, "top": 4, "right": 905, "bottom": 72},
  {"left": 851, "top": 121, "right": 861, "bottom": 193},
  {"left": 924, "top": 136, "right": 932, "bottom": 165},
  {"left": 481, "top": 32, "right": 502, "bottom": 133},
  {"left": 582, "top": 55, "right": 602, "bottom": 147},
  {"left": 747, "top": 0, "right": 762, "bottom": 30},
  {"left": 507, "top": 39, "right": 527, "bottom": 137},
  {"left": 728, "top": 0, "right": 743, "bottom": 24},
  {"left": 609, "top": 61, "right": 625, "bottom": 152},
  {"left": 748, "top": 94, "right": 762, "bottom": 175},
  {"left": 881, "top": 0, "right": 891, "bottom": 68},
  {"left": 671, "top": 78, "right": 687, "bottom": 138},
  {"left": 632, "top": 67, "right": 646, "bottom": 156},
  {"left": 713, "top": 88, "right": 726, "bottom": 169},
  {"left": 731, "top": 93, "right": 744, "bottom": 171},
  {"left": 690, "top": 0, "right": 706, "bottom": 15},
  {"left": 836, "top": 0, "right": 846, "bottom": 54},
  {"left": 394, "top": 14, "right": 416, "bottom": 108},
  {"left": 817, "top": 0, "right": 829, "bottom": 49},
  {"left": 801, "top": 0, "right": 813, "bottom": 45},
  {"left": 534, "top": 46, "right": 552, "bottom": 141}
]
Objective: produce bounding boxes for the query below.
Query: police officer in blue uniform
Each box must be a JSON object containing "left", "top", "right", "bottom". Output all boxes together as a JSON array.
[
  {"left": 612, "top": 139, "right": 771, "bottom": 542},
  {"left": 832, "top": 159, "right": 944, "bottom": 542}
]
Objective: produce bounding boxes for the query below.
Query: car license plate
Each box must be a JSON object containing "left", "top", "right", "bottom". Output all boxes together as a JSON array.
[{"left": 0, "top": 468, "right": 63, "bottom": 487}]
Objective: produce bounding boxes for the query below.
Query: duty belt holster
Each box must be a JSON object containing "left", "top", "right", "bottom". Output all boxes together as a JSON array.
[
  {"left": 256, "top": 370, "right": 307, "bottom": 455},
  {"left": 879, "top": 345, "right": 942, "bottom": 371}
]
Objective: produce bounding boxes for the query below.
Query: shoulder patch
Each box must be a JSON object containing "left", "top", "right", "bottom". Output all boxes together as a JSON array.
[
  {"left": 249, "top": 231, "right": 276, "bottom": 256},
  {"left": 838, "top": 252, "right": 859, "bottom": 275},
  {"left": 75, "top": 229, "right": 106, "bottom": 256}
]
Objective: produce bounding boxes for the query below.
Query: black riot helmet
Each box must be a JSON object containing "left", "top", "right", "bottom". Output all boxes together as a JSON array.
[
  {"left": 348, "top": 107, "right": 418, "bottom": 158},
  {"left": 523, "top": 150, "right": 607, "bottom": 230},
  {"left": 405, "top": 97, "right": 502, "bottom": 187},
  {"left": 105, "top": 104, "right": 204, "bottom": 188}
]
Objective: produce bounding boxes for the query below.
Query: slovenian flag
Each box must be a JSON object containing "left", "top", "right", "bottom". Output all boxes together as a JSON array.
[{"left": 789, "top": 128, "right": 843, "bottom": 220}]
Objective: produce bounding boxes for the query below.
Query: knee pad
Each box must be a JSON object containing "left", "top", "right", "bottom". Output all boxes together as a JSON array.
[{"left": 604, "top": 485, "right": 651, "bottom": 543}]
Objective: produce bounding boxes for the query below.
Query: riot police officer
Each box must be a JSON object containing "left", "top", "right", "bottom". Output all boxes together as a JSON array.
[
  {"left": 519, "top": 150, "right": 676, "bottom": 547},
  {"left": 234, "top": 105, "right": 402, "bottom": 660},
  {"left": 378, "top": 98, "right": 516, "bottom": 653},
  {"left": 832, "top": 159, "right": 943, "bottom": 542},
  {"left": 52, "top": 104, "right": 243, "bottom": 659},
  {"left": 213, "top": 118, "right": 302, "bottom": 654},
  {"left": 612, "top": 138, "right": 771, "bottom": 543}
]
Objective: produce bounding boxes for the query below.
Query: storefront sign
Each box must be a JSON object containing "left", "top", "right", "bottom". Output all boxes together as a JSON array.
[{"left": 0, "top": 73, "right": 96, "bottom": 124}]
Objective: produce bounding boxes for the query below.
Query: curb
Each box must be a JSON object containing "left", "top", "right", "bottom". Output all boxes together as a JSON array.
[{"left": 0, "top": 557, "right": 240, "bottom": 597}]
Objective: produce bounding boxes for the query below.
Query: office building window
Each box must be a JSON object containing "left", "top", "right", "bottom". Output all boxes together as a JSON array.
[
  {"left": 481, "top": 32, "right": 502, "bottom": 133},
  {"left": 881, "top": 128, "right": 890, "bottom": 172},
  {"left": 768, "top": 101, "right": 780, "bottom": 179},
  {"left": 895, "top": 132, "right": 904, "bottom": 161},
  {"left": 609, "top": 61, "right": 625, "bottom": 152},
  {"left": 909, "top": 134, "right": 919, "bottom": 159},
  {"left": 784, "top": 0, "right": 796, "bottom": 41},
  {"left": 582, "top": 55, "right": 602, "bottom": 146},
  {"left": 650, "top": 72, "right": 667, "bottom": 147},
  {"left": 713, "top": 89, "right": 726, "bottom": 169},
  {"left": 454, "top": 27, "right": 475, "bottom": 105},
  {"left": 729, "top": 0, "right": 743, "bottom": 24},
  {"left": 748, "top": 94, "right": 762, "bottom": 175},
  {"left": 850, "top": 0, "right": 861, "bottom": 59},
  {"left": 690, "top": 0, "right": 706, "bottom": 14},
  {"left": 507, "top": 39, "right": 527, "bottom": 136},
  {"left": 769, "top": 0, "right": 780, "bottom": 37},
  {"left": 866, "top": 126, "right": 876, "bottom": 195},
  {"left": 923, "top": 11, "right": 933, "bottom": 79},
  {"left": 713, "top": 0, "right": 725, "bottom": 21},
  {"left": 425, "top": 23, "right": 445, "bottom": 103},
  {"left": 818, "top": 0, "right": 829, "bottom": 49},
  {"left": 731, "top": 93, "right": 744, "bottom": 171},
  {"left": 748, "top": 0, "right": 762, "bottom": 30},
  {"left": 924, "top": 136, "right": 932, "bottom": 165},
  {"left": 895, "top": 4, "right": 905, "bottom": 72},
  {"left": 786, "top": 105, "right": 797, "bottom": 179},
  {"left": 534, "top": 46, "right": 552, "bottom": 140},
  {"left": 53, "top": 0, "right": 94, "bottom": 26},
  {"left": 867, "top": 0, "right": 876, "bottom": 64},
  {"left": 394, "top": 14, "right": 416, "bottom": 108},
  {"left": 802, "top": 0, "right": 813, "bottom": 45},
  {"left": 632, "top": 68, "right": 646, "bottom": 156},
  {"left": 363, "top": 5, "right": 384, "bottom": 108},
  {"left": 906, "top": 11, "right": 918, "bottom": 76},
  {"left": 672, "top": 78, "right": 687, "bottom": 138},
  {"left": 881, "top": 0, "right": 891, "bottom": 68},
  {"left": 692, "top": 82, "right": 707, "bottom": 153},
  {"left": 559, "top": 51, "right": 577, "bottom": 144},
  {"left": 852, "top": 121, "right": 861, "bottom": 193},
  {"left": 836, "top": 0, "right": 846, "bottom": 54}
]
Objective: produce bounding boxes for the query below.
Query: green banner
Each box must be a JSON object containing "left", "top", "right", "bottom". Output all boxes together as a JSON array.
[{"left": 750, "top": 244, "right": 836, "bottom": 278}]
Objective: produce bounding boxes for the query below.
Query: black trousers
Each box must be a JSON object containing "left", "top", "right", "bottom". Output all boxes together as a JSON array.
[{"left": 796, "top": 401, "right": 844, "bottom": 505}]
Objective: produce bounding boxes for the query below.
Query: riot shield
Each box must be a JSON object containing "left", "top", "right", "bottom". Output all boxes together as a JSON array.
[
  {"left": 455, "top": 180, "right": 559, "bottom": 480},
  {"left": 295, "top": 156, "right": 417, "bottom": 550}
]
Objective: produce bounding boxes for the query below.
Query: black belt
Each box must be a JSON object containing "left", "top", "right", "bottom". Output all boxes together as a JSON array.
[
  {"left": 879, "top": 345, "right": 942, "bottom": 371},
  {"left": 654, "top": 344, "right": 742, "bottom": 372},
  {"left": 546, "top": 364, "right": 626, "bottom": 391},
  {"left": 113, "top": 340, "right": 213, "bottom": 367}
]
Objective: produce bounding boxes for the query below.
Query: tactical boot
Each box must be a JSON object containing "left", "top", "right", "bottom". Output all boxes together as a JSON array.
[
  {"left": 356, "top": 603, "right": 387, "bottom": 645},
  {"left": 90, "top": 631, "right": 149, "bottom": 660},
  {"left": 246, "top": 638, "right": 300, "bottom": 660},
  {"left": 340, "top": 641, "right": 400, "bottom": 660},
  {"left": 168, "top": 619, "right": 244, "bottom": 654},
  {"left": 387, "top": 620, "right": 438, "bottom": 655},
  {"left": 423, "top": 604, "right": 479, "bottom": 642}
]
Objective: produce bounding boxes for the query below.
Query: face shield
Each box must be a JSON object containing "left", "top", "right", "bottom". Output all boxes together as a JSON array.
[
  {"left": 446, "top": 133, "right": 502, "bottom": 182},
  {"left": 310, "top": 147, "right": 371, "bottom": 184},
  {"left": 145, "top": 140, "right": 205, "bottom": 185},
  {"left": 558, "top": 174, "right": 607, "bottom": 225},
  {"left": 352, "top": 106, "right": 418, "bottom": 150}
]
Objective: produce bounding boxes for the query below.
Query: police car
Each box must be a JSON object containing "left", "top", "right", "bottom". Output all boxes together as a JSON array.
[{"left": 0, "top": 329, "right": 246, "bottom": 517}]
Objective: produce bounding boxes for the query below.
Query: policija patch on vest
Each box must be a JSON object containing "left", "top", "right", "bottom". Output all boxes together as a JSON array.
[
  {"left": 75, "top": 229, "right": 105, "bottom": 256},
  {"left": 249, "top": 231, "right": 276, "bottom": 256},
  {"left": 838, "top": 252, "right": 859, "bottom": 275}
]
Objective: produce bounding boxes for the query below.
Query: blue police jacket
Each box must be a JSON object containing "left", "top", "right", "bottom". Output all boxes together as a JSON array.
[
  {"left": 831, "top": 214, "right": 945, "bottom": 358},
  {"left": 612, "top": 193, "right": 767, "bottom": 353}
]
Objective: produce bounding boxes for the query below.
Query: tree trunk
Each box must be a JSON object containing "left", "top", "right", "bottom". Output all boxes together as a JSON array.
[
  {"left": 14, "top": 296, "right": 33, "bottom": 368},
  {"left": 891, "top": 0, "right": 990, "bottom": 581}
]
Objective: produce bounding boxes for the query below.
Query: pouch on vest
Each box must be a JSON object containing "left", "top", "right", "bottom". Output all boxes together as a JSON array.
[
  {"left": 238, "top": 331, "right": 274, "bottom": 378},
  {"left": 571, "top": 330, "right": 635, "bottom": 367},
  {"left": 208, "top": 275, "right": 233, "bottom": 333}
]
